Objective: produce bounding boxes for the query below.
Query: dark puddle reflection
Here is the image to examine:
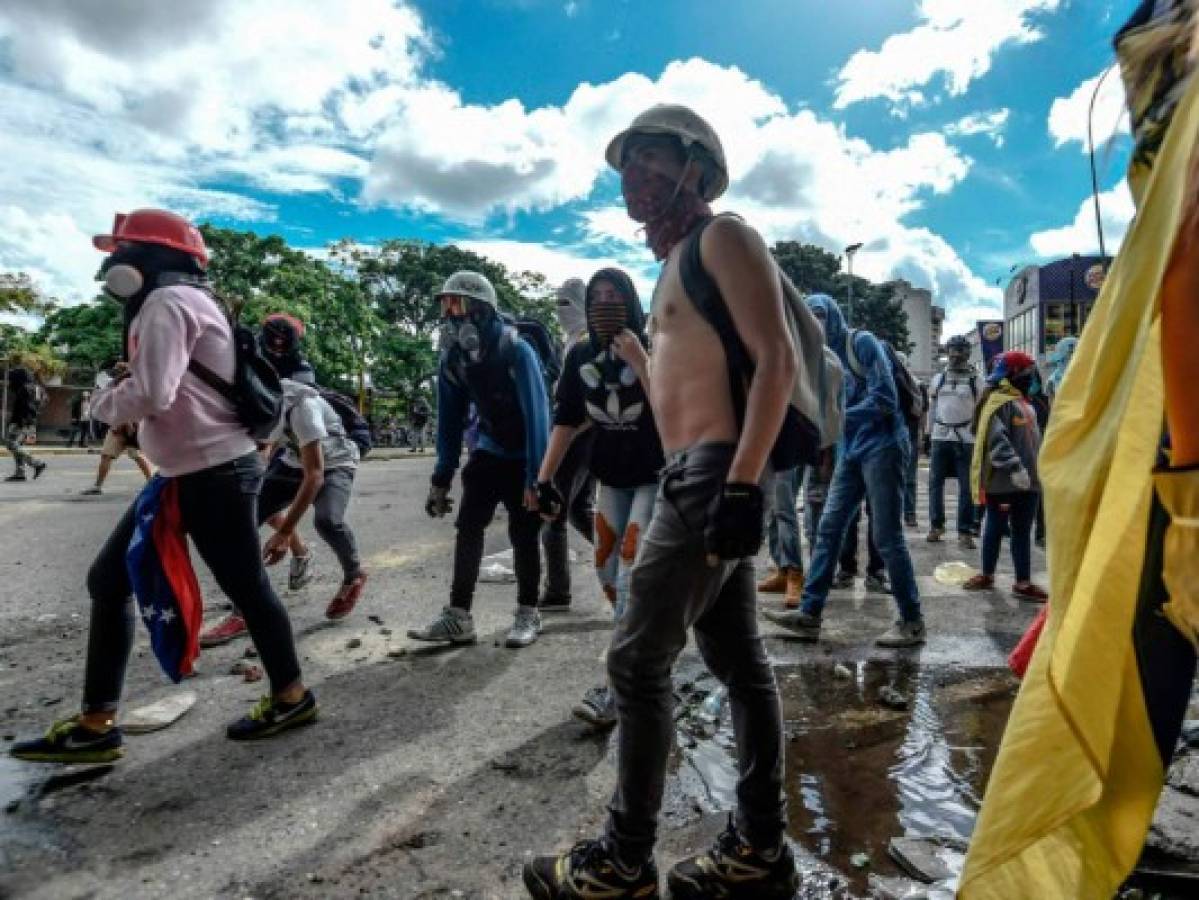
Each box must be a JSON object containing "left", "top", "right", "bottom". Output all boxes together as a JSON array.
[{"left": 676, "top": 660, "right": 1017, "bottom": 896}]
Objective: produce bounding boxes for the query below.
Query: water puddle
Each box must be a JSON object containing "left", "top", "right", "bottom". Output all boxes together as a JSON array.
[{"left": 676, "top": 660, "right": 1017, "bottom": 895}]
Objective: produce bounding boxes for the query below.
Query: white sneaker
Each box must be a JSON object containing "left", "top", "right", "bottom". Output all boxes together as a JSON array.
[{"left": 505, "top": 606, "right": 542, "bottom": 649}]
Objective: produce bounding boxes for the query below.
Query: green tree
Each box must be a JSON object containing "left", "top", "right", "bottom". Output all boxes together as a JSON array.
[
  {"left": 0, "top": 272, "right": 47, "bottom": 315},
  {"left": 771, "top": 241, "right": 910, "bottom": 350},
  {"left": 1, "top": 324, "right": 66, "bottom": 380},
  {"left": 201, "top": 226, "right": 382, "bottom": 397},
  {"left": 39, "top": 297, "right": 124, "bottom": 374}
]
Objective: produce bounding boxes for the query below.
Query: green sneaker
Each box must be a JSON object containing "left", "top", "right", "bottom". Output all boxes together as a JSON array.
[
  {"left": 10, "top": 717, "right": 124, "bottom": 764},
  {"left": 226, "top": 691, "right": 318, "bottom": 741}
]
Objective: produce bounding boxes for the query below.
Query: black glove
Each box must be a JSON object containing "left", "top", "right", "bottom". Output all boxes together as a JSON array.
[
  {"left": 535, "top": 480, "right": 565, "bottom": 519},
  {"left": 705, "top": 482, "right": 765, "bottom": 562},
  {"left": 426, "top": 484, "right": 454, "bottom": 518}
]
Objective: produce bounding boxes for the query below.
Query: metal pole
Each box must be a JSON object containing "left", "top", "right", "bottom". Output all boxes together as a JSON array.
[
  {"left": 1087, "top": 63, "right": 1117, "bottom": 260},
  {"left": 847, "top": 257, "right": 854, "bottom": 325},
  {"left": 844, "top": 242, "right": 863, "bottom": 326}
]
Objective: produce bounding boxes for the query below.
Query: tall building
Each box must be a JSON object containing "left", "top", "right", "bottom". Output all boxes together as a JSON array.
[{"left": 890, "top": 279, "right": 945, "bottom": 381}]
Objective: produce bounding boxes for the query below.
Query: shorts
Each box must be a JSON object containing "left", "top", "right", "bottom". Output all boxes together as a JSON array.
[{"left": 101, "top": 429, "right": 141, "bottom": 459}]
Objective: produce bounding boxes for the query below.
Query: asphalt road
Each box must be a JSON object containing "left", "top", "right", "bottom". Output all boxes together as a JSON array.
[{"left": 0, "top": 454, "right": 1048, "bottom": 899}]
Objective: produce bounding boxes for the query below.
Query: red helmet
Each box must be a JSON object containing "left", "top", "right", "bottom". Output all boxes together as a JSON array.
[{"left": 93, "top": 209, "right": 209, "bottom": 268}]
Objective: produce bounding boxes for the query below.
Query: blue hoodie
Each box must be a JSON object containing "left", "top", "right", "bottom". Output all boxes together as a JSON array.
[
  {"left": 433, "top": 313, "right": 550, "bottom": 489},
  {"left": 805, "top": 294, "right": 908, "bottom": 463}
]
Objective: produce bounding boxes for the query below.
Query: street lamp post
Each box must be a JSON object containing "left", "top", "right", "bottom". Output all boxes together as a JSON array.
[{"left": 844, "top": 242, "right": 863, "bottom": 325}]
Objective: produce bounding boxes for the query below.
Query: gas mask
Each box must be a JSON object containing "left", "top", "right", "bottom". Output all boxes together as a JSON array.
[
  {"left": 441, "top": 303, "right": 491, "bottom": 360},
  {"left": 103, "top": 264, "right": 144, "bottom": 299}
]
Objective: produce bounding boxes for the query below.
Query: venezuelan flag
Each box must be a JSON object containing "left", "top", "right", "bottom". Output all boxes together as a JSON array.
[
  {"left": 126, "top": 475, "right": 204, "bottom": 683},
  {"left": 960, "top": 3, "right": 1198, "bottom": 897}
]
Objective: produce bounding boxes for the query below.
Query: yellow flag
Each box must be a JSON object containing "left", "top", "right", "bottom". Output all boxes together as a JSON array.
[{"left": 959, "top": 50, "right": 1199, "bottom": 900}]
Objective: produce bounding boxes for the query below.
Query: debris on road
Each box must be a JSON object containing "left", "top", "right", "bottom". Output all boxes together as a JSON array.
[{"left": 123, "top": 691, "right": 198, "bottom": 734}]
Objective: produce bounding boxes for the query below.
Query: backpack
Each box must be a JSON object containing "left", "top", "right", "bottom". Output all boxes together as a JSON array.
[
  {"left": 187, "top": 297, "right": 283, "bottom": 442},
  {"left": 679, "top": 215, "right": 826, "bottom": 470},
  {"left": 316, "top": 387, "right": 372, "bottom": 458},
  {"left": 505, "top": 314, "right": 562, "bottom": 392},
  {"left": 846, "top": 330, "right": 926, "bottom": 427}
]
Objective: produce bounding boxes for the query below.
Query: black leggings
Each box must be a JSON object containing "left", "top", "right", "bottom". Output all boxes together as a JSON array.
[{"left": 82, "top": 453, "right": 302, "bottom": 712}]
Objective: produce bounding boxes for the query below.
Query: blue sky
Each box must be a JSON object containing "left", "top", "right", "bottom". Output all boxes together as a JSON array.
[{"left": 0, "top": 0, "right": 1136, "bottom": 335}]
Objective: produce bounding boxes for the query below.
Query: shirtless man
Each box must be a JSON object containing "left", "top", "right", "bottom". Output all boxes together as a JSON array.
[{"left": 524, "top": 105, "right": 800, "bottom": 899}]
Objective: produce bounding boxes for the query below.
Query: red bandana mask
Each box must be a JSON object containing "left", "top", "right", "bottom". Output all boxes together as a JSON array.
[{"left": 620, "top": 160, "right": 712, "bottom": 260}]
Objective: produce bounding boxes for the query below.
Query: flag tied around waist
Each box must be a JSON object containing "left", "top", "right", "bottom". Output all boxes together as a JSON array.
[{"left": 126, "top": 475, "right": 203, "bottom": 682}]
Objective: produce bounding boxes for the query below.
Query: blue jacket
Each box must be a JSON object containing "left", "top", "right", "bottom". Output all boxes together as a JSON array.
[
  {"left": 433, "top": 319, "right": 550, "bottom": 489},
  {"left": 805, "top": 294, "right": 908, "bottom": 463}
]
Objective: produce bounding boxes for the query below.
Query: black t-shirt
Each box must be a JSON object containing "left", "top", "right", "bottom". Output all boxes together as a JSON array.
[{"left": 554, "top": 340, "right": 663, "bottom": 489}]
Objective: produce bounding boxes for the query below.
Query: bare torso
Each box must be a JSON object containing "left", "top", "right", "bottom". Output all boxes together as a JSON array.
[{"left": 648, "top": 243, "right": 738, "bottom": 454}]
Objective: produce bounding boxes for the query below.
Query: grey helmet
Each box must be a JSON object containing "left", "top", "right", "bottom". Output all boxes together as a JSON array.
[
  {"left": 605, "top": 104, "right": 729, "bottom": 201},
  {"left": 435, "top": 270, "right": 497, "bottom": 309}
]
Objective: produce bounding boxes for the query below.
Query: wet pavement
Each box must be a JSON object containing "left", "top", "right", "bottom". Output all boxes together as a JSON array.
[{"left": 0, "top": 455, "right": 1194, "bottom": 898}]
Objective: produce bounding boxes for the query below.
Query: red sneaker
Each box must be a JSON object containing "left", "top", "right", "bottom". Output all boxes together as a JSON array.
[
  {"left": 962, "top": 574, "right": 995, "bottom": 591},
  {"left": 1012, "top": 581, "right": 1049, "bottom": 602},
  {"left": 326, "top": 573, "right": 367, "bottom": 620},
  {"left": 199, "top": 613, "right": 248, "bottom": 647}
]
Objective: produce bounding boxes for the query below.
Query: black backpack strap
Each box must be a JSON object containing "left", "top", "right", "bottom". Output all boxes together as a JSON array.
[
  {"left": 187, "top": 358, "right": 237, "bottom": 404},
  {"left": 678, "top": 215, "right": 753, "bottom": 426}
]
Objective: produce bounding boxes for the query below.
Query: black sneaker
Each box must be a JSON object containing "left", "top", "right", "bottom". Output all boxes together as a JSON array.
[
  {"left": 832, "top": 571, "right": 855, "bottom": 589},
  {"left": 5, "top": 471, "right": 27, "bottom": 482},
  {"left": 667, "top": 817, "right": 798, "bottom": 900},
  {"left": 537, "top": 591, "right": 572, "bottom": 613},
  {"left": 32, "top": 461, "right": 46, "bottom": 479},
  {"left": 226, "top": 690, "right": 318, "bottom": 741},
  {"left": 10, "top": 717, "right": 124, "bottom": 764},
  {"left": 524, "top": 840, "right": 659, "bottom": 898}
]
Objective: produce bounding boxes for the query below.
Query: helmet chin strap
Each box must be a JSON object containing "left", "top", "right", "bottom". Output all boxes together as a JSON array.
[{"left": 634, "top": 152, "right": 696, "bottom": 236}]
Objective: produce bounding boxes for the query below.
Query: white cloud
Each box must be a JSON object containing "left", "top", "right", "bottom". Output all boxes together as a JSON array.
[
  {"left": 945, "top": 109, "right": 1012, "bottom": 147},
  {"left": 0, "top": 3, "right": 997, "bottom": 325},
  {"left": 834, "top": 1, "right": 1062, "bottom": 109},
  {"left": 1028, "top": 183, "right": 1135, "bottom": 257},
  {"left": 1048, "top": 68, "right": 1128, "bottom": 150},
  {"left": 458, "top": 239, "right": 657, "bottom": 303}
]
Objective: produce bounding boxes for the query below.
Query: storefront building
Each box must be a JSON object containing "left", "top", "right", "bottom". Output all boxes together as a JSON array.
[{"left": 1004, "top": 254, "right": 1110, "bottom": 363}]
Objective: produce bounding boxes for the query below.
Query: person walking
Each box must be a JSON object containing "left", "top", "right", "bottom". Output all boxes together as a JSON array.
[
  {"left": 410, "top": 271, "right": 551, "bottom": 649},
  {"left": 534, "top": 268, "right": 662, "bottom": 728},
  {"left": 963, "top": 351, "right": 1048, "bottom": 601},
  {"left": 80, "top": 422, "right": 153, "bottom": 495},
  {"left": 408, "top": 396, "right": 431, "bottom": 452},
  {"left": 927, "top": 334, "right": 984, "bottom": 549},
  {"left": 3, "top": 367, "right": 47, "bottom": 482},
  {"left": 537, "top": 278, "right": 597, "bottom": 612},
  {"left": 10, "top": 208, "right": 314, "bottom": 764},
  {"left": 526, "top": 104, "right": 800, "bottom": 899},
  {"left": 764, "top": 295, "right": 925, "bottom": 647},
  {"left": 67, "top": 390, "right": 92, "bottom": 448}
]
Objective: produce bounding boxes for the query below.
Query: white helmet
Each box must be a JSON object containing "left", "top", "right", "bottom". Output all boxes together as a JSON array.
[
  {"left": 605, "top": 104, "right": 729, "bottom": 201},
  {"left": 435, "top": 270, "right": 497, "bottom": 308}
]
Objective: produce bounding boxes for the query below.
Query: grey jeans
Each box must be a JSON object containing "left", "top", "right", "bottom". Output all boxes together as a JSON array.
[
  {"left": 258, "top": 463, "right": 362, "bottom": 583},
  {"left": 605, "top": 442, "right": 785, "bottom": 863}
]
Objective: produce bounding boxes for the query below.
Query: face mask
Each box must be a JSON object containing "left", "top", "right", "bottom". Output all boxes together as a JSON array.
[
  {"left": 621, "top": 160, "right": 685, "bottom": 224},
  {"left": 589, "top": 299, "right": 628, "bottom": 346},
  {"left": 103, "top": 264, "right": 144, "bottom": 299},
  {"left": 1009, "top": 372, "right": 1034, "bottom": 394}
]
